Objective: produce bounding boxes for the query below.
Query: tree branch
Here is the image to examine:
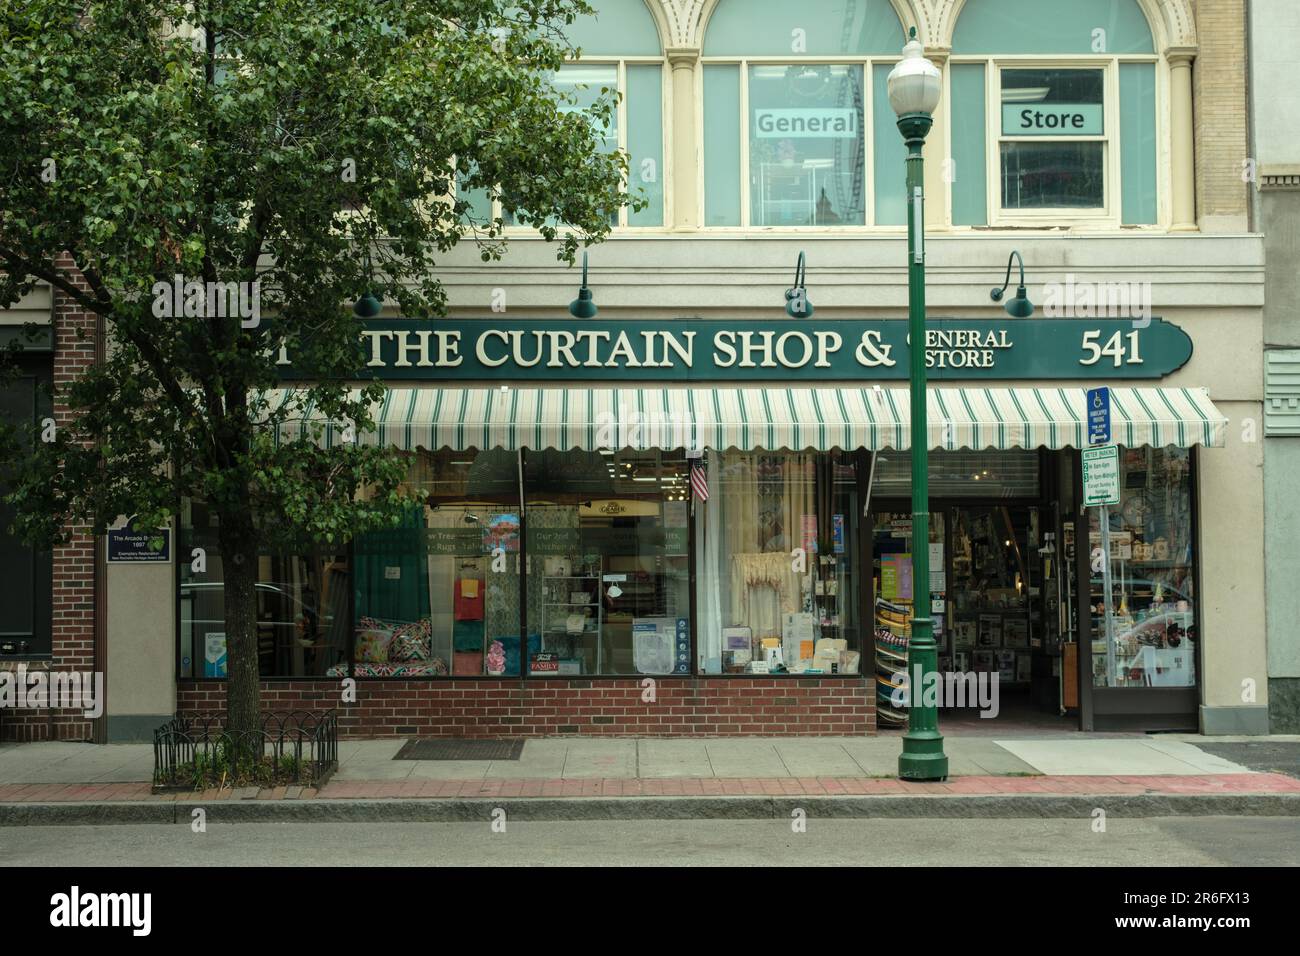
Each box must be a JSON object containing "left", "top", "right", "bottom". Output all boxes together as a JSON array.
[{"left": 0, "top": 247, "right": 112, "bottom": 316}]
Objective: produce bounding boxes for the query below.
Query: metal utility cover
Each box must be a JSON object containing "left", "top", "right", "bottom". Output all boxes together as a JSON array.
[{"left": 393, "top": 739, "right": 525, "bottom": 761}]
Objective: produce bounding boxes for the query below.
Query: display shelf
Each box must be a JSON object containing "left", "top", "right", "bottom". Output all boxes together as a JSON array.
[{"left": 540, "top": 571, "right": 602, "bottom": 673}]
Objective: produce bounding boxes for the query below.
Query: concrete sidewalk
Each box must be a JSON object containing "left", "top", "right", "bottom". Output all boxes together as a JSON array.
[
  {"left": 0, "top": 733, "right": 1280, "bottom": 786},
  {"left": 3, "top": 733, "right": 1300, "bottom": 823}
]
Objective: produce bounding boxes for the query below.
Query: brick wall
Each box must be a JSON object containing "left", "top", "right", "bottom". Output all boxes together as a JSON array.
[
  {"left": 1, "top": 262, "right": 99, "bottom": 741},
  {"left": 177, "top": 678, "right": 876, "bottom": 737},
  {"left": 1193, "top": 0, "right": 1251, "bottom": 230}
]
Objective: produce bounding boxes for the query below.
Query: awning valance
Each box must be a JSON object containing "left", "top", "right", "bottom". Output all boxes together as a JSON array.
[{"left": 266, "top": 385, "right": 1226, "bottom": 452}]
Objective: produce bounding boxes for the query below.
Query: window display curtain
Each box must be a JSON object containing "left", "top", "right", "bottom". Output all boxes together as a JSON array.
[
  {"left": 694, "top": 454, "right": 723, "bottom": 671},
  {"left": 354, "top": 503, "right": 432, "bottom": 624},
  {"left": 718, "top": 452, "right": 817, "bottom": 638}
]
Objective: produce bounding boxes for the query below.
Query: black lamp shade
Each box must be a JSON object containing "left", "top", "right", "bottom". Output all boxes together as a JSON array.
[
  {"left": 569, "top": 288, "right": 598, "bottom": 319},
  {"left": 785, "top": 289, "right": 814, "bottom": 318},
  {"left": 353, "top": 292, "right": 383, "bottom": 318},
  {"left": 1004, "top": 287, "right": 1034, "bottom": 318}
]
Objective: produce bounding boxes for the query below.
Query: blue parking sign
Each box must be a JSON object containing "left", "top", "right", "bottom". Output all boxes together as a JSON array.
[{"left": 1087, "top": 387, "right": 1111, "bottom": 445}]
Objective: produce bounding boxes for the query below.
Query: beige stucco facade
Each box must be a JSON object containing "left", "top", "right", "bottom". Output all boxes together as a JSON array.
[{"left": 105, "top": 558, "right": 176, "bottom": 738}]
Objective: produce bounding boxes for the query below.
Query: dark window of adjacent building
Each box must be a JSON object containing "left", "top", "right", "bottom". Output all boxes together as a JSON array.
[{"left": 0, "top": 358, "right": 54, "bottom": 656}]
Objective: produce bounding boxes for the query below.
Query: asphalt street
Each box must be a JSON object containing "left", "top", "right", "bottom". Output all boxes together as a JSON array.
[
  {"left": 1, "top": 817, "right": 1296, "bottom": 866},
  {"left": 1195, "top": 742, "right": 1300, "bottom": 779}
]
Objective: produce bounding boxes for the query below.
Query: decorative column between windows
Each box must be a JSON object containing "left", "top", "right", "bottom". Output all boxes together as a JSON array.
[
  {"left": 922, "top": 46, "right": 951, "bottom": 232},
  {"left": 666, "top": 47, "right": 701, "bottom": 230},
  {"left": 1167, "top": 49, "right": 1197, "bottom": 232}
]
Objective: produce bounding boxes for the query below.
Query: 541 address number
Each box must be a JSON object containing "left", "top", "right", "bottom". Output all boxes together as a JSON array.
[{"left": 1080, "top": 330, "right": 1144, "bottom": 367}]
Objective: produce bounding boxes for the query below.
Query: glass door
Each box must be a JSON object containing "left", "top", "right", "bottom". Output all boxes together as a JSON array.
[{"left": 947, "top": 506, "right": 1038, "bottom": 692}]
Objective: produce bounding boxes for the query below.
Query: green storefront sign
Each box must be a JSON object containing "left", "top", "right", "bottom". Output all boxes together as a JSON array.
[{"left": 277, "top": 318, "right": 1192, "bottom": 382}]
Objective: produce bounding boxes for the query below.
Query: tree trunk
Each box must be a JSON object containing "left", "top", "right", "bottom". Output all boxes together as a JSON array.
[{"left": 219, "top": 517, "right": 262, "bottom": 738}]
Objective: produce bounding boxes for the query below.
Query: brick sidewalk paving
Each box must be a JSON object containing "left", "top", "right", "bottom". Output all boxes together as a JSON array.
[{"left": 2, "top": 772, "right": 1298, "bottom": 803}]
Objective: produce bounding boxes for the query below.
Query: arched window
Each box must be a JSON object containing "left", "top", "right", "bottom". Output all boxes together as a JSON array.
[
  {"left": 700, "top": 0, "right": 906, "bottom": 227},
  {"left": 465, "top": 1, "right": 666, "bottom": 229},
  {"left": 563, "top": 1, "right": 665, "bottom": 227},
  {"left": 949, "top": 0, "right": 1159, "bottom": 227}
]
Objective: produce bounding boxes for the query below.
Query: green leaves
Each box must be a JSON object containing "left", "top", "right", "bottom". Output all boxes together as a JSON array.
[{"left": 0, "top": 0, "right": 627, "bottom": 553}]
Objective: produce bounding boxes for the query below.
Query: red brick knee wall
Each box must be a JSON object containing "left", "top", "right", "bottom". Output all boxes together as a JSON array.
[
  {"left": 0, "top": 708, "right": 94, "bottom": 742},
  {"left": 0, "top": 664, "right": 95, "bottom": 742},
  {"left": 176, "top": 678, "right": 876, "bottom": 737}
]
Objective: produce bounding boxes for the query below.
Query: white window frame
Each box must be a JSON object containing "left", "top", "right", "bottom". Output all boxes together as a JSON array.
[
  {"left": 990, "top": 59, "right": 1114, "bottom": 225},
  {"left": 947, "top": 50, "right": 1164, "bottom": 230},
  {"left": 696, "top": 55, "right": 901, "bottom": 232}
]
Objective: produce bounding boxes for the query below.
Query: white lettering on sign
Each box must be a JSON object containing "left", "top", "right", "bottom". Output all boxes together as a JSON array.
[
  {"left": 923, "top": 328, "right": 1013, "bottom": 369},
  {"left": 1082, "top": 444, "right": 1120, "bottom": 506},
  {"left": 1001, "top": 103, "right": 1103, "bottom": 137},
  {"left": 1079, "top": 330, "right": 1144, "bottom": 367},
  {"left": 287, "top": 323, "right": 1175, "bottom": 378},
  {"left": 754, "top": 108, "right": 859, "bottom": 138},
  {"left": 477, "top": 329, "right": 509, "bottom": 367},
  {"left": 855, "top": 331, "right": 895, "bottom": 367}
]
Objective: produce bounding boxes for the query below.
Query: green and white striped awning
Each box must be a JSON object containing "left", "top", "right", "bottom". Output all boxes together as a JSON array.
[{"left": 266, "top": 385, "right": 1226, "bottom": 452}]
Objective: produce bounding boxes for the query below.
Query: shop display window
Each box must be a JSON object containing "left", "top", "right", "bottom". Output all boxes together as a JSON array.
[
  {"left": 179, "top": 500, "right": 350, "bottom": 679},
  {"left": 697, "top": 451, "right": 860, "bottom": 675},
  {"left": 358, "top": 449, "right": 522, "bottom": 678},
  {"left": 1089, "top": 447, "right": 1197, "bottom": 689},
  {"left": 523, "top": 449, "right": 690, "bottom": 676}
]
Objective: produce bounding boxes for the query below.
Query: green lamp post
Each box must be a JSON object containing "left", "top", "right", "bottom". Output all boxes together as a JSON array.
[{"left": 888, "top": 27, "right": 948, "bottom": 781}]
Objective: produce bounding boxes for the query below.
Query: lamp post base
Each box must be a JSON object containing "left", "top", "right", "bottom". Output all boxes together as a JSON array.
[{"left": 899, "top": 730, "right": 949, "bottom": 781}]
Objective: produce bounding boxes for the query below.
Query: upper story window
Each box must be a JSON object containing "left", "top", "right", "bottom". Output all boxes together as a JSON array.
[
  {"left": 701, "top": 0, "right": 903, "bottom": 228},
  {"left": 950, "top": 0, "right": 1159, "bottom": 227},
  {"left": 465, "top": 0, "right": 666, "bottom": 230}
]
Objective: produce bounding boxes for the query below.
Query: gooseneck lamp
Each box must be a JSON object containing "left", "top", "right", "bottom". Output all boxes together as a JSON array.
[
  {"left": 353, "top": 291, "right": 382, "bottom": 318},
  {"left": 569, "top": 251, "right": 598, "bottom": 319},
  {"left": 990, "top": 250, "right": 1035, "bottom": 318},
  {"left": 353, "top": 238, "right": 384, "bottom": 317},
  {"left": 784, "top": 251, "right": 814, "bottom": 318}
]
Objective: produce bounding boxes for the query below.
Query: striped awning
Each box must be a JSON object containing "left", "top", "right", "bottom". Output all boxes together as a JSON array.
[{"left": 265, "top": 385, "right": 1226, "bottom": 452}]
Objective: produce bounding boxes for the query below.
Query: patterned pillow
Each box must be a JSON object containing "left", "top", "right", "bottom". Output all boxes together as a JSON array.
[
  {"left": 355, "top": 617, "right": 395, "bottom": 663},
  {"left": 389, "top": 619, "right": 433, "bottom": 662}
]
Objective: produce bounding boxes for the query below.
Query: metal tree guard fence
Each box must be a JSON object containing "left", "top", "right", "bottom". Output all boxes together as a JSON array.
[{"left": 153, "top": 710, "right": 338, "bottom": 791}]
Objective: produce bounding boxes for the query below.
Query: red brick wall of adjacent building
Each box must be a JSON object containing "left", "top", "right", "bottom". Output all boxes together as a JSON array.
[
  {"left": 176, "top": 678, "right": 876, "bottom": 737},
  {"left": 1, "top": 263, "right": 100, "bottom": 742}
]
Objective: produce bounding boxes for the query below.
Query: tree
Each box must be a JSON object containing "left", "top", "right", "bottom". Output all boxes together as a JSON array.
[{"left": 0, "top": 0, "right": 628, "bottom": 737}]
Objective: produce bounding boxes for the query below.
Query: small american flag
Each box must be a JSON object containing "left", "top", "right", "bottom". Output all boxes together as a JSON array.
[{"left": 690, "top": 455, "right": 709, "bottom": 502}]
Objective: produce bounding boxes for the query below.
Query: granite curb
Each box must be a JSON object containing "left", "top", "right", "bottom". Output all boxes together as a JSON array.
[{"left": 1, "top": 792, "right": 1298, "bottom": 825}]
